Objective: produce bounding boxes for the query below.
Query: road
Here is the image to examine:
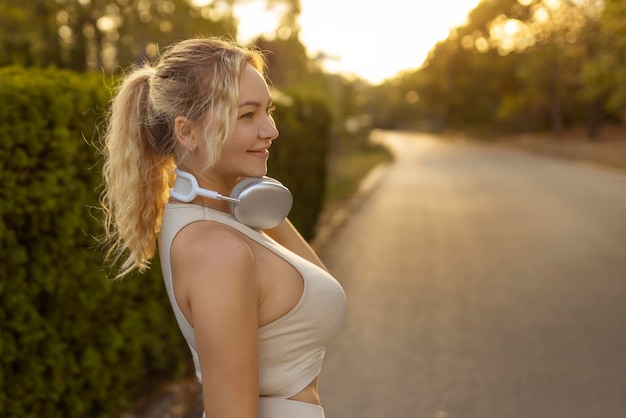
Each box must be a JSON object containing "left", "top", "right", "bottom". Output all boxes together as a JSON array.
[{"left": 318, "top": 131, "right": 626, "bottom": 418}]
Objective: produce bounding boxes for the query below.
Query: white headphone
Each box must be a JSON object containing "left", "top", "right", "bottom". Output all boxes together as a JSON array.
[{"left": 170, "top": 169, "right": 293, "bottom": 229}]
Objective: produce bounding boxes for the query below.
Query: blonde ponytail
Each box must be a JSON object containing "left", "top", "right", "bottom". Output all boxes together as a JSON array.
[
  {"left": 100, "top": 37, "right": 266, "bottom": 279},
  {"left": 101, "top": 65, "right": 176, "bottom": 278}
]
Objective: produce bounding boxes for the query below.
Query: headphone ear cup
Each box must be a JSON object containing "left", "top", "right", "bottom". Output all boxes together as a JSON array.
[
  {"left": 228, "top": 177, "right": 293, "bottom": 229},
  {"left": 229, "top": 177, "right": 266, "bottom": 200}
]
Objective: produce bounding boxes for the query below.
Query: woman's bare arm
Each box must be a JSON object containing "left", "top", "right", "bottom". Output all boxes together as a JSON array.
[{"left": 171, "top": 223, "right": 259, "bottom": 418}]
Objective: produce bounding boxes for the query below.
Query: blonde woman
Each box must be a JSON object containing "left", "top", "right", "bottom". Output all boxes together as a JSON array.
[{"left": 100, "top": 37, "right": 346, "bottom": 418}]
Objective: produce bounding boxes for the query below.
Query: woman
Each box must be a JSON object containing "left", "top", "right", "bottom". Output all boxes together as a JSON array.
[{"left": 101, "top": 37, "right": 346, "bottom": 418}]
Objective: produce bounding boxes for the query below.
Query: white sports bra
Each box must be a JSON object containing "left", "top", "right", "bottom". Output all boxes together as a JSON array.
[{"left": 159, "top": 203, "right": 346, "bottom": 398}]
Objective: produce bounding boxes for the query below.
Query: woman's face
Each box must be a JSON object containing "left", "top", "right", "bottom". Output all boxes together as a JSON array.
[{"left": 210, "top": 65, "right": 278, "bottom": 184}]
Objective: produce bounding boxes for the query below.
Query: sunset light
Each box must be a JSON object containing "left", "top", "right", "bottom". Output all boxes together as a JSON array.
[{"left": 233, "top": 0, "right": 482, "bottom": 84}]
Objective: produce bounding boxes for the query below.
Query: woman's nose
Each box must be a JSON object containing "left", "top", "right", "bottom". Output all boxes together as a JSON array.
[{"left": 261, "top": 119, "right": 279, "bottom": 140}]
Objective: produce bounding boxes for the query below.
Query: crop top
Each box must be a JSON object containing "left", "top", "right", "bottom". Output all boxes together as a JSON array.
[{"left": 158, "top": 203, "right": 346, "bottom": 398}]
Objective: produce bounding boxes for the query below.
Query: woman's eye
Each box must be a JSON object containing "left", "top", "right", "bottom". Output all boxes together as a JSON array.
[{"left": 239, "top": 112, "right": 254, "bottom": 119}]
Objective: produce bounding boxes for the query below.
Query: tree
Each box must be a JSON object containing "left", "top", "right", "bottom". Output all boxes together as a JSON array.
[
  {"left": 0, "top": 0, "right": 300, "bottom": 73},
  {"left": 375, "top": 0, "right": 621, "bottom": 138},
  {"left": 579, "top": 0, "right": 626, "bottom": 135}
]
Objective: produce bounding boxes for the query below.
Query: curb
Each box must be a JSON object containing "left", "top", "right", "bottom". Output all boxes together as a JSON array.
[{"left": 311, "top": 162, "right": 390, "bottom": 255}]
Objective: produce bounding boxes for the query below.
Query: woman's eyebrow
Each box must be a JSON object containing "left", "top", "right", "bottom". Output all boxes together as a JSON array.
[{"left": 239, "top": 99, "right": 273, "bottom": 108}]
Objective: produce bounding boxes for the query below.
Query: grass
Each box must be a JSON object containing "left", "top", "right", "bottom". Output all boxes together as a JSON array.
[
  {"left": 310, "top": 134, "right": 393, "bottom": 250},
  {"left": 324, "top": 139, "right": 393, "bottom": 205}
]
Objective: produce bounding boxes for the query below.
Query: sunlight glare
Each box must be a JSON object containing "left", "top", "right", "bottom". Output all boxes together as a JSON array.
[
  {"left": 194, "top": 0, "right": 482, "bottom": 84},
  {"left": 298, "top": 0, "right": 482, "bottom": 83},
  {"left": 234, "top": 1, "right": 286, "bottom": 43}
]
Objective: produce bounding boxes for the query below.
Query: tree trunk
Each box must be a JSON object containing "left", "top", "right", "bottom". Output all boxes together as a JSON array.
[
  {"left": 549, "top": 90, "right": 563, "bottom": 139},
  {"left": 586, "top": 97, "right": 604, "bottom": 140}
]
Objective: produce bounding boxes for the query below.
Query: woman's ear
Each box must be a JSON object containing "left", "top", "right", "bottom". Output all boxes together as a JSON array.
[{"left": 174, "top": 116, "right": 196, "bottom": 152}]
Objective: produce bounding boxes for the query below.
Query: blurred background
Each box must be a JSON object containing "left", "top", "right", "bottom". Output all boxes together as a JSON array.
[
  {"left": 2, "top": 0, "right": 624, "bottom": 137},
  {"left": 1, "top": 0, "right": 624, "bottom": 417}
]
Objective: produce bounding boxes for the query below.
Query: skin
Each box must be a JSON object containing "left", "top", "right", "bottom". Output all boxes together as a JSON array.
[{"left": 169, "top": 65, "right": 327, "bottom": 417}]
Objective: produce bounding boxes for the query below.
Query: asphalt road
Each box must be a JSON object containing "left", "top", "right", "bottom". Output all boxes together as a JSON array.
[{"left": 318, "top": 131, "right": 626, "bottom": 418}]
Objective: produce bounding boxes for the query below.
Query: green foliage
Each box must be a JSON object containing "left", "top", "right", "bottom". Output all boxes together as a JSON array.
[
  {"left": 0, "top": 65, "right": 333, "bottom": 417},
  {"left": 269, "top": 91, "right": 332, "bottom": 239},
  {"left": 255, "top": 36, "right": 312, "bottom": 89},
  {"left": 373, "top": 0, "right": 624, "bottom": 138},
  {"left": 0, "top": 67, "right": 190, "bottom": 418},
  {"left": 0, "top": 0, "right": 306, "bottom": 74},
  {"left": 0, "top": 0, "right": 236, "bottom": 72},
  {"left": 580, "top": 0, "right": 626, "bottom": 114}
]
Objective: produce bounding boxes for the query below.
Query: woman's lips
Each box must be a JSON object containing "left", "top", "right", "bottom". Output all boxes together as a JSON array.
[{"left": 247, "top": 148, "right": 269, "bottom": 158}]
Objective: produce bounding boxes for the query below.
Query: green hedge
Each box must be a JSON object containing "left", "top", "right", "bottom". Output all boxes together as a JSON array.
[
  {"left": 0, "top": 66, "right": 331, "bottom": 417},
  {"left": 269, "top": 92, "right": 332, "bottom": 239},
  {"left": 0, "top": 67, "right": 191, "bottom": 417}
]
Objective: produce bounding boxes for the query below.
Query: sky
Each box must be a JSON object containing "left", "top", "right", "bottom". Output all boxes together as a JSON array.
[{"left": 233, "top": 0, "right": 483, "bottom": 84}]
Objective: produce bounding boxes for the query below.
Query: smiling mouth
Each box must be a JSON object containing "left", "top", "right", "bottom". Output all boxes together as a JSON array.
[{"left": 247, "top": 148, "right": 269, "bottom": 157}]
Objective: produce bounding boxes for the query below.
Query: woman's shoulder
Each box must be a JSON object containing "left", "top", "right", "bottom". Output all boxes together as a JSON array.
[{"left": 172, "top": 219, "right": 254, "bottom": 268}]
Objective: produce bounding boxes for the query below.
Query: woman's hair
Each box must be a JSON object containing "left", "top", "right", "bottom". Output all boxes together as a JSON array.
[{"left": 100, "top": 37, "right": 266, "bottom": 279}]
